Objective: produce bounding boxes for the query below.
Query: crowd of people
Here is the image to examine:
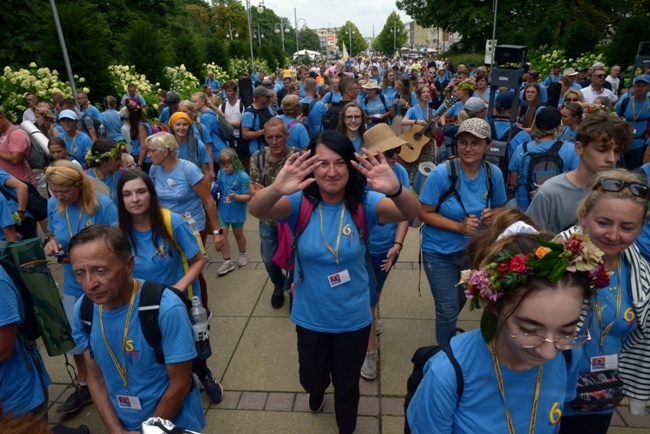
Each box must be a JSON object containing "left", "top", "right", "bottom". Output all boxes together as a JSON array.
[{"left": 1, "top": 51, "right": 650, "bottom": 434}]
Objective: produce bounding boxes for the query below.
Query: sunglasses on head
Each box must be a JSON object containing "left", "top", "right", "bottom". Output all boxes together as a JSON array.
[
  {"left": 384, "top": 147, "right": 401, "bottom": 158},
  {"left": 595, "top": 177, "right": 650, "bottom": 199}
]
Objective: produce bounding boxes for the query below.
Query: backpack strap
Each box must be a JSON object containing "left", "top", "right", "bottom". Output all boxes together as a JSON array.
[
  {"left": 287, "top": 120, "right": 298, "bottom": 130},
  {"left": 617, "top": 96, "right": 630, "bottom": 117},
  {"left": 443, "top": 345, "right": 464, "bottom": 400},
  {"left": 482, "top": 160, "right": 493, "bottom": 206},
  {"left": 138, "top": 281, "right": 169, "bottom": 364},
  {"left": 257, "top": 147, "right": 267, "bottom": 186},
  {"left": 161, "top": 208, "right": 194, "bottom": 299},
  {"left": 549, "top": 140, "right": 564, "bottom": 155},
  {"left": 307, "top": 99, "right": 317, "bottom": 114},
  {"left": 220, "top": 102, "right": 226, "bottom": 113},
  {"left": 379, "top": 94, "right": 388, "bottom": 111},
  {"left": 79, "top": 294, "right": 96, "bottom": 359},
  {"left": 285, "top": 195, "right": 315, "bottom": 290},
  {"left": 438, "top": 159, "right": 460, "bottom": 208}
]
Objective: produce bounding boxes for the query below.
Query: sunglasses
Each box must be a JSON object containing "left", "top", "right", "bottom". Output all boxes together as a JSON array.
[
  {"left": 384, "top": 148, "right": 401, "bottom": 158},
  {"left": 595, "top": 178, "right": 650, "bottom": 199},
  {"left": 593, "top": 74, "right": 606, "bottom": 78}
]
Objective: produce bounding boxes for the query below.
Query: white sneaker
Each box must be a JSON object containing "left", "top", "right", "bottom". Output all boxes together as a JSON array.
[
  {"left": 374, "top": 317, "right": 384, "bottom": 335},
  {"left": 217, "top": 261, "right": 235, "bottom": 275},
  {"left": 361, "top": 351, "right": 378, "bottom": 380},
  {"left": 237, "top": 252, "right": 248, "bottom": 267}
]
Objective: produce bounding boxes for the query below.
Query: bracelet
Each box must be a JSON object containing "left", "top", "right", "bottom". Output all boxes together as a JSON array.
[
  {"left": 17, "top": 210, "right": 26, "bottom": 213},
  {"left": 394, "top": 241, "right": 403, "bottom": 248},
  {"left": 385, "top": 184, "right": 402, "bottom": 199}
]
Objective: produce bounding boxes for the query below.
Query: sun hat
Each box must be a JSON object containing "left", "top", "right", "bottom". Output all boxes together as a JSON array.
[
  {"left": 363, "top": 124, "right": 408, "bottom": 154},
  {"left": 563, "top": 68, "right": 578, "bottom": 77},
  {"left": 455, "top": 118, "right": 491, "bottom": 139},
  {"left": 362, "top": 79, "right": 381, "bottom": 90},
  {"left": 463, "top": 97, "right": 488, "bottom": 115}
]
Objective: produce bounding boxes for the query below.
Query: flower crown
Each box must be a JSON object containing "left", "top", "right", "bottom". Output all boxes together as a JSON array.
[
  {"left": 456, "top": 80, "right": 476, "bottom": 94},
  {"left": 85, "top": 142, "right": 127, "bottom": 167},
  {"left": 460, "top": 232, "right": 609, "bottom": 311},
  {"left": 125, "top": 97, "right": 142, "bottom": 112}
]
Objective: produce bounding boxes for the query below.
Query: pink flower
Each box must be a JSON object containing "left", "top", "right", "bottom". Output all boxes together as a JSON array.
[{"left": 564, "top": 237, "right": 583, "bottom": 255}]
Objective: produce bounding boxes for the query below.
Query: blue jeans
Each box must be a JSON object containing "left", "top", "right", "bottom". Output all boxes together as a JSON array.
[
  {"left": 368, "top": 252, "right": 397, "bottom": 306},
  {"left": 259, "top": 221, "right": 286, "bottom": 289},
  {"left": 423, "top": 250, "right": 469, "bottom": 345}
]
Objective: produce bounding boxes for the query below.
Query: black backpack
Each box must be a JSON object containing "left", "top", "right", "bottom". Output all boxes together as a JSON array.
[
  {"left": 80, "top": 281, "right": 193, "bottom": 364},
  {"left": 242, "top": 106, "right": 274, "bottom": 154},
  {"left": 299, "top": 100, "right": 318, "bottom": 139},
  {"left": 438, "top": 158, "right": 494, "bottom": 214},
  {"left": 322, "top": 100, "right": 345, "bottom": 130},
  {"left": 522, "top": 140, "right": 565, "bottom": 194},
  {"left": 487, "top": 119, "right": 521, "bottom": 188},
  {"left": 404, "top": 341, "right": 464, "bottom": 434}
]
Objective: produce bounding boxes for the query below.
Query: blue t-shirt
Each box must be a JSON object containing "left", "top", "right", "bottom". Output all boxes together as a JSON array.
[
  {"left": 558, "top": 126, "right": 577, "bottom": 143},
  {"left": 0, "top": 169, "right": 28, "bottom": 224},
  {"left": 564, "top": 261, "right": 637, "bottom": 416},
  {"left": 381, "top": 86, "right": 397, "bottom": 106},
  {"left": 82, "top": 105, "right": 101, "bottom": 120},
  {"left": 509, "top": 139, "right": 580, "bottom": 211},
  {"left": 278, "top": 115, "right": 310, "bottom": 149},
  {"left": 159, "top": 106, "right": 171, "bottom": 125},
  {"left": 301, "top": 97, "right": 328, "bottom": 134},
  {"left": 205, "top": 77, "right": 220, "bottom": 91},
  {"left": 120, "top": 94, "right": 146, "bottom": 107},
  {"left": 614, "top": 95, "right": 650, "bottom": 150},
  {"left": 637, "top": 164, "right": 650, "bottom": 262},
  {"left": 0, "top": 196, "right": 15, "bottom": 238},
  {"left": 64, "top": 132, "right": 93, "bottom": 168},
  {"left": 406, "top": 105, "right": 430, "bottom": 123},
  {"left": 491, "top": 120, "right": 531, "bottom": 158},
  {"left": 287, "top": 191, "right": 381, "bottom": 333},
  {"left": 199, "top": 109, "right": 227, "bottom": 154},
  {"left": 130, "top": 211, "right": 201, "bottom": 300},
  {"left": 241, "top": 107, "right": 275, "bottom": 154},
  {"left": 194, "top": 123, "right": 212, "bottom": 152},
  {"left": 419, "top": 161, "right": 507, "bottom": 254},
  {"left": 322, "top": 92, "right": 342, "bottom": 104},
  {"left": 216, "top": 170, "right": 249, "bottom": 223},
  {"left": 177, "top": 138, "right": 210, "bottom": 167},
  {"left": 130, "top": 122, "right": 152, "bottom": 163},
  {"left": 408, "top": 329, "right": 577, "bottom": 434},
  {"left": 86, "top": 168, "right": 126, "bottom": 204},
  {"left": 351, "top": 136, "right": 363, "bottom": 152},
  {"left": 72, "top": 285, "right": 205, "bottom": 432},
  {"left": 99, "top": 110, "right": 124, "bottom": 141},
  {"left": 0, "top": 268, "right": 52, "bottom": 415},
  {"left": 47, "top": 193, "right": 118, "bottom": 297},
  {"left": 364, "top": 95, "right": 389, "bottom": 127},
  {"left": 368, "top": 163, "right": 409, "bottom": 255},
  {"left": 150, "top": 160, "right": 206, "bottom": 231}
]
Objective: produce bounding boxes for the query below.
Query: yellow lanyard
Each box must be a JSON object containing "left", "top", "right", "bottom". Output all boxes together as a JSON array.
[
  {"left": 318, "top": 202, "right": 346, "bottom": 269},
  {"left": 595, "top": 262, "right": 622, "bottom": 349},
  {"left": 65, "top": 205, "right": 84, "bottom": 239},
  {"left": 490, "top": 339, "right": 543, "bottom": 434},
  {"left": 630, "top": 98, "right": 649, "bottom": 123},
  {"left": 99, "top": 280, "right": 138, "bottom": 391}
]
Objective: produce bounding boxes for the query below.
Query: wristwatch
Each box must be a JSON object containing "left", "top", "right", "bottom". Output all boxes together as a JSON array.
[{"left": 213, "top": 228, "right": 224, "bottom": 235}]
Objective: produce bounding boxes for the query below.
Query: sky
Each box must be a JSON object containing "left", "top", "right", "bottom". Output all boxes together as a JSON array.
[{"left": 259, "top": 0, "right": 413, "bottom": 38}]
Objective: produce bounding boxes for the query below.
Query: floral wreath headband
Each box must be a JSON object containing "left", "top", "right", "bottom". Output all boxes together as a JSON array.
[
  {"left": 85, "top": 142, "right": 127, "bottom": 167},
  {"left": 459, "top": 222, "right": 609, "bottom": 311}
]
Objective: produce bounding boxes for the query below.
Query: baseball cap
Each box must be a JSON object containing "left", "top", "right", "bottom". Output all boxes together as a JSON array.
[
  {"left": 463, "top": 97, "right": 487, "bottom": 115},
  {"left": 495, "top": 92, "right": 514, "bottom": 110},
  {"left": 253, "top": 86, "right": 274, "bottom": 98},
  {"left": 58, "top": 109, "right": 78, "bottom": 121},
  {"left": 534, "top": 107, "right": 562, "bottom": 130},
  {"left": 633, "top": 74, "right": 650, "bottom": 84},
  {"left": 456, "top": 118, "right": 491, "bottom": 139},
  {"left": 164, "top": 92, "right": 180, "bottom": 105}
]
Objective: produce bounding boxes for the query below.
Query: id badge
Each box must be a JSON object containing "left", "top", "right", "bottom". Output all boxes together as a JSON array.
[
  {"left": 590, "top": 354, "right": 618, "bottom": 372},
  {"left": 116, "top": 395, "right": 143, "bottom": 410},
  {"left": 328, "top": 269, "right": 351, "bottom": 288}
]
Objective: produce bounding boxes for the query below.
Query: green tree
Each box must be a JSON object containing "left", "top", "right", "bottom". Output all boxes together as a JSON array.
[
  {"left": 298, "top": 27, "right": 322, "bottom": 53},
  {"left": 206, "top": 38, "right": 230, "bottom": 72},
  {"left": 173, "top": 33, "right": 206, "bottom": 80},
  {"left": 122, "top": 21, "right": 171, "bottom": 89},
  {"left": 373, "top": 12, "right": 408, "bottom": 55},
  {"left": 336, "top": 22, "right": 366, "bottom": 56}
]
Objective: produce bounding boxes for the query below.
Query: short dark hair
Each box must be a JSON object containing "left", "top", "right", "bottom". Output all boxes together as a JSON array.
[{"left": 69, "top": 225, "right": 132, "bottom": 263}]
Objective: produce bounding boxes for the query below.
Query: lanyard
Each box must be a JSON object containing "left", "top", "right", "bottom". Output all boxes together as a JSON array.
[
  {"left": 490, "top": 339, "right": 543, "bottom": 434},
  {"left": 630, "top": 98, "right": 648, "bottom": 123},
  {"left": 595, "top": 261, "right": 622, "bottom": 349},
  {"left": 65, "top": 205, "right": 84, "bottom": 239},
  {"left": 418, "top": 104, "right": 429, "bottom": 121},
  {"left": 99, "top": 280, "right": 138, "bottom": 391},
  {"left": 318, "top": 202, "right": 346, "bottom": 269}
]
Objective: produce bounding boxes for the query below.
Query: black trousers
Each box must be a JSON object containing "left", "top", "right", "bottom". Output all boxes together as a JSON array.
[
  {"left": 559, "top": 412, "right": 614, "bottom": 434},
  {"left": 296, "top": 324, "right": 371, "bottom": 434}
]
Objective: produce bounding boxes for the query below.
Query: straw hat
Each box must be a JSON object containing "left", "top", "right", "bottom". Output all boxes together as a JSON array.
[
  {"left": 363, "top": 124, "right": 408, "bottom": 154},
  {"left": 362, "top": 79, "right": 381, "bottom": 90}
]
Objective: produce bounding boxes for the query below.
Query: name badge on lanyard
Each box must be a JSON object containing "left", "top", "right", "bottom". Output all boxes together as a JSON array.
[
  {"left": 328, "top": 269, "right": 351, "bottom": 288},
  {"left": 116, "top": 394, "right": 142, "bottom": 410},
  {"left": 590, "top": 354, "right": 618, "bottom": 372}
]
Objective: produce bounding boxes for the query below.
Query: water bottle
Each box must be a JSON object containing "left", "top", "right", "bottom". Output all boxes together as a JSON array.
[
  {"left": 190, "top": 296, "right": 212, "bottom": 360},
  {"left": 211, "top": 180, "right": 222, "bottom": 202},
  {"left": 183, "top": 212, "right": 207, "bottom": 256}
]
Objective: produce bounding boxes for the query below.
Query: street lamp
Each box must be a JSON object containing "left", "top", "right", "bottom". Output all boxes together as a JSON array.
[
  {"left": 480, "top": 0, "right": 498, "bottom": 62},
  {"left": 294, "top": 8, "right": 307, "bottom": 54},
  {"left": 274, "top": 20, "right": 290, "bottom": 52},
  {"left": 225, "top": 21, "right": 239, "bottom": 40},
  {"left": 254, "top": 23, "right": 264, "bottom": 47},
  {"left": 346, "top": 27, "right": 354, "bottom": 57},
  {"left": 391, "top": 20, "right": 398, "bottom": 55},
  {"left": 245, "top": 0, "right": 265, "bottom": 71}
]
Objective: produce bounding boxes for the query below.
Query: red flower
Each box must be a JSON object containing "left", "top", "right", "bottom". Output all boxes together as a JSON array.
[
  {"left": 496, "top": 261, "right": 509, "bottom": 274},
  {"left": 564, "top": 238, "right": 583, "bottom": 254},
  {"left": 509, "top": 255, "right": 528, "bottom": 273}
]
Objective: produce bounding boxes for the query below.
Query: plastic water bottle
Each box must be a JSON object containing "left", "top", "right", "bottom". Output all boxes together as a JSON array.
[
  {"left": 190, "top": 296, "right": 212, "bottom": 360},
  {"left": 184, "top": 212, "right": 199, "bottom": 235}
]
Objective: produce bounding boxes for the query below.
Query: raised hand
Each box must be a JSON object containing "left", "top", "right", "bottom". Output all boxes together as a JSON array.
[
  {"left": 352, "top": 148, "right": 400, "bottom": 196},
  {"left": 270, "top": 150, "right": 319, "bottom": 196}
]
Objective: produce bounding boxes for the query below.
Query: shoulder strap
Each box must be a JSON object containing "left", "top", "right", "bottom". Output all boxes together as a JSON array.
[
  {"left": 79, "top": 295, "right": 95, "bottom": 358},
  {"left": 220, "top": 102, "right": 226, "bottom": 113},
  {"left": 482, "top": 160, "right": 493, "bottom": 205},
  {"left": 380, "top": 94, "right": 387, "bottom": 110},
  {"left": 308, "top": 99, "right": 317, "bottom": 113},
  {"left": 619, "top": 96, "right": 630, "bottom": 117},
  {"left": 239, "top": 101, "right": 245, "bottom": 113},
  {"left": 363, "top": 96, "right": 369, "bottom": 106},
  {"left": 352, "top": 202, "right": 368, "bottom": 243},
  {"left": 488, "top": 119, "right": 498, "bottom": 140},
  {"left": 295, "top": 195, "right": 314, "bottom": 236},
  {"left": 257, "top": 148, "right": 267, "bottom": 184},
  {"left": 549, "top": 140, "right": 564, "bottom": 154},
  {"left": 523, "top": 141, "right": 528, "bottom": 153},
  {"left": 442, "top": 345, "right": 464, "bottom": 400},
  {"left": 287, "top": 120, "right": 298, "bottom": 130},
  {"left": 439, "top": 159, "right": 460, "bottom": 206},
  {"left": 160, "top": 208, "right": 194, "bottom": 299},
  {"left": 138, "top": 281, "right": 168, "bottom": 364}
]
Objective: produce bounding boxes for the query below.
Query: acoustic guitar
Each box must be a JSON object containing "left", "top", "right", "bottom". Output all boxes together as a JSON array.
[{"left": 398, "top": 96, "right": 458, "bottom": 163}]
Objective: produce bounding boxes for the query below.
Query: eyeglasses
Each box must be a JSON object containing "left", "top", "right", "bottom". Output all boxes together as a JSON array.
[
  {"left": 347, "top": 87, "right": 359, "bottom": 92},
  {"left": 384, "top": 148, "right": 401, "bottom": 158},
  {"left": 565, "top": 98, "right": 580, "bottom": 102},
  {"left": 593, "top": 74, "right": 607, "bottom": 78},
  {"left": 507, "top": 324, "right": 590, "bottom": 350},
  {"left": 457, "top": 141, "right": 485, "bottom": 151},
  {"left": 594, "top": 177, "right": 650, "bottom": 199},
  {"left": 344, "top": 115, "right": 361, "bottom": 121}
]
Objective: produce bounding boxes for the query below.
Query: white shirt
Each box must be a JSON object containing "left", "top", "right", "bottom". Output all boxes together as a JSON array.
[
  {"left": 581, "top": 85, "right": 618, "bottom": 104},
  {"left": 224, "top": 99, "right": 243, "bottom": 138},
  {"left": 22, "top": 107, "right": 36, "bottom": 123},
  {"left": 606, "top": 75, "right": 621, "bottom": 96}
]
